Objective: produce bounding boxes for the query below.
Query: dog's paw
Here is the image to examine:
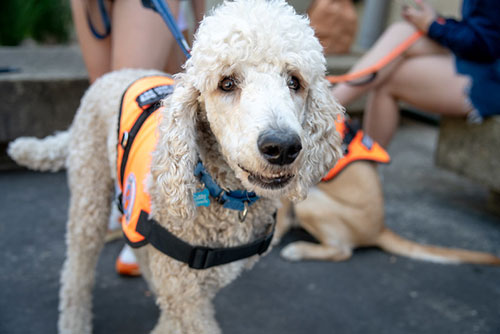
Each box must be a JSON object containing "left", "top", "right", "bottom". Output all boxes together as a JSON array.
[{"left": 280, "top": 243, "right": 303, "bottom": 261}]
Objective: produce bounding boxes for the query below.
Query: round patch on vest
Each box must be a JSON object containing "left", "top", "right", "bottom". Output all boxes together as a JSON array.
[{"left": 123, "top": 173, "right": 137, "bottom": 224}]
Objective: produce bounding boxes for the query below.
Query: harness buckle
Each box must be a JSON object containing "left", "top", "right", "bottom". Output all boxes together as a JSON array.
[
  {"left": 121, "top": 131, "right": 129, "bottom": 148},
  {"left": 189, "top": 247, "right": 213, "bottom": 269}
]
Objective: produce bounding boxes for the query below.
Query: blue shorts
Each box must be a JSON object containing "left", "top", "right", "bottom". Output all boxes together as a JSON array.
[{"left": 456, "top": 58, "right": 500, "bottom": 118}]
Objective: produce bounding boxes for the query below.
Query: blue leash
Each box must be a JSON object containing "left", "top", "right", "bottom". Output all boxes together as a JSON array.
[
  {"left": 86, "top": 0, "right": 111, "bottom": 39},
  {"left": 142, "top": 0, "right": 192, "bottom": 58}
]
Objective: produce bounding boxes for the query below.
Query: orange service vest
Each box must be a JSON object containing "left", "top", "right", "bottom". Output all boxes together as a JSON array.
[
  {"left": 117, "top": 75, "right": 175, "bottom": 246},
  {"left": 322, "top": 119, "right": 390, "bottom": 182}
]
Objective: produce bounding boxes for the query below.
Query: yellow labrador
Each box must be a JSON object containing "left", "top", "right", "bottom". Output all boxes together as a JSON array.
[{"left": 276, "top": 160, "right": 500, "bottom": 266}]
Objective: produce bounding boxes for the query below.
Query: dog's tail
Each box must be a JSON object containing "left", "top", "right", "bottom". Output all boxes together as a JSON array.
[
  {"left": 375, "top": 228, "right": 500, "bottom": 266},
  {"left": 7, "top": 130, "right": 71, "bottom": 172}
]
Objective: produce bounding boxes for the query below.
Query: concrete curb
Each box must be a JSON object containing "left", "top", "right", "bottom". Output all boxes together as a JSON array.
[{"left": 0, "top": 45, "right": 89, "bottom": 140}]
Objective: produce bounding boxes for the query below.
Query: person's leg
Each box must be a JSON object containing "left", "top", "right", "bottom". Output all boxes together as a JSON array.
[
  {"left": 110, "top": 0, "right": 180, "bottom": 71},
  {"left": 70, "top": 0, "right": 112, "bottom": 83},
  {"left": 332, "top": 21, "right": 448, "bottom": 106},
  {"left": 363, "top": 55, "right": 472, "bottom": 147}
]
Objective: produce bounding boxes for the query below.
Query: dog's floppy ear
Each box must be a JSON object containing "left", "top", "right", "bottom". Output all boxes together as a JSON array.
[
  {"left": 294, "top": 77, "right": 344, "bottom": 200},
  {"left": 150, "top": 74, "right": 199, "bottom": 223}
]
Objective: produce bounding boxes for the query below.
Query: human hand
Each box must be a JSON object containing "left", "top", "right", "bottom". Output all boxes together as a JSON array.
[{"left": 401, "top": 0, "right": 437, "bottom": 33}]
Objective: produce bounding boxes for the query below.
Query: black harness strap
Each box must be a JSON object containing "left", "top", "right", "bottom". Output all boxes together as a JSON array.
[
  {"left": 134, "top": 211, "right": 274, "bottom": 270},
  {"left": 119, "top": 102, "right": 159, "bottom": 187}
]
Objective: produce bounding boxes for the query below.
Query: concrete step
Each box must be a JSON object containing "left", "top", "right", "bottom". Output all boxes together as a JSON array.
[
  {"left": 435, "top": 116, "right": 500, "bottom": 213},
  {"left": 0, "top": 45, "right": 89, "bottom": 141},
  {"left": 436, "top": 116, "right": 500, "bottom": 192},
  {"left": 0, "top": 45, "right": 89, "bottom": 169}
]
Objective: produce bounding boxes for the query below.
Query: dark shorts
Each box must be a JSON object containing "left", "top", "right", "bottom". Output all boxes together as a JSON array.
[{"left": 456, "top": 58, "right": 500, "bottom": 118}]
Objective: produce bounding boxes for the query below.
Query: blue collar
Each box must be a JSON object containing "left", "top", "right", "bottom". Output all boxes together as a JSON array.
[{"left": 193, "top": 161, "right": 259, "bottom": 212}]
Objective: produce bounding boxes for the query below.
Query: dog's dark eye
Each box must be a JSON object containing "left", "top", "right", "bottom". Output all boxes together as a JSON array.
[
  {"left": 219, "top": 77, "right": 236, "bottom": 92},
  {"left": 287, "top": 76, "right": 300, "bottom": 90}
]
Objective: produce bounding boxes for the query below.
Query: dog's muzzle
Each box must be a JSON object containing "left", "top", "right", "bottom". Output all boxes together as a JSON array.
[{"left": 239, "top": 164, "right": 294, "bottom": 190}]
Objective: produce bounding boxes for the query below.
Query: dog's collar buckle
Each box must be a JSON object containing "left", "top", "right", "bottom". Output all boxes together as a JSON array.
[{"left": 216, "top": 189, "right": 227, "bottom": 205}]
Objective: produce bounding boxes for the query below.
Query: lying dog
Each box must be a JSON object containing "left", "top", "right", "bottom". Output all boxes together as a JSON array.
[
  {"left": 8, "top": 1, "right": 343, "bottom": 333},
  {"left": 276, "top": 121, "right": 500, "bottom": 266}
]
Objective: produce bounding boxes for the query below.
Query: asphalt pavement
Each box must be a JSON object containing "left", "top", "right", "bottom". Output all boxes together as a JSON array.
[{"left": 1, "top": 117, "right": 499, "bottom": 334}]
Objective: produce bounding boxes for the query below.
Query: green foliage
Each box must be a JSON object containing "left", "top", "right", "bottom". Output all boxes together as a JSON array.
[{"left": 0, "top": 0, "right": 72, "bottom": 46}]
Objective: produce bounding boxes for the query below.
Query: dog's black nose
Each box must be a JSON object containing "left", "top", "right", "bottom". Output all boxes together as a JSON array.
[{"left": 258, "top": 130, "right": 302, "bottom": 166}]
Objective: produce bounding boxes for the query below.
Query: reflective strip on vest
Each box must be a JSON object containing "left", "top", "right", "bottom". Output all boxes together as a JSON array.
[
  {"left": 322, "top": 120, "right": 390, "bottom": 182},
  {"left": 116, "top": 75, "right": 175, "bottom": 246}
]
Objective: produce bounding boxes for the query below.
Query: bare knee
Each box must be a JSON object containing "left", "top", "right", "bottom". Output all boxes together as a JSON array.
[
  {"left": 382, "top": 21, "right": 417, "bottom": 41},
  {"left": 375, "top": 75, "right": 400, "bottom": 98}
]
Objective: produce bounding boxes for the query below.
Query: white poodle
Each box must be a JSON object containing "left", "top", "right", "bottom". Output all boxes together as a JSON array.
[{"left": 8, "top": 0, "right": 343, "bottom": 333}]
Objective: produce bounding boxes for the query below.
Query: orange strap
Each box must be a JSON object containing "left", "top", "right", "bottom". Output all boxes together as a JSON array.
[
  {"left": 326, "top": 31, "right": 423, "bottom": 84},
  {"left": 322, "top": 119, "right": 390, "bottom": 182},
  {"left": 322, "top": 129, "right": 390, "bottom": 181}
]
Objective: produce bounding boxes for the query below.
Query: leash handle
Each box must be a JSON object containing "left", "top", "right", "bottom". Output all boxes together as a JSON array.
[{"left": 326, "top": 31, "right": 423, "bottom": 85}]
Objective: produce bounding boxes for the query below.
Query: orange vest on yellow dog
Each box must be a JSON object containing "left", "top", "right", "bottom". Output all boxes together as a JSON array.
[{"left": 322, "top": 119, "right": 390, "bottom": 182}]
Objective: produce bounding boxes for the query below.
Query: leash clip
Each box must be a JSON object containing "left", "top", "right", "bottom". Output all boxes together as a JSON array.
[{"left": 238, "top": 201, "right": 249, "bottom": 223}]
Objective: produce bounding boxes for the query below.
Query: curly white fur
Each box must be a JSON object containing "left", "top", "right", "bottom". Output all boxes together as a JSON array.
[
  {"left": 8, "top": 1, "right": 343, "bottom": 333},
  {"left": 8, "top": 131, "right": 70, "bottom": 172}
]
